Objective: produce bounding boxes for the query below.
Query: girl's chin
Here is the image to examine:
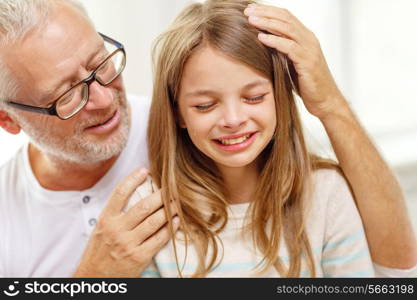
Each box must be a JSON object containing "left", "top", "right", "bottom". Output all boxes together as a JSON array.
[{"left": 214, "top": 156, "right": 258, "bottom": 169}]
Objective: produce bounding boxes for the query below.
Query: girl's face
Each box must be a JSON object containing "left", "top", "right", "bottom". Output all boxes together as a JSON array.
[{"left": 178, "top": 46, "right": 276, "bottom": 169}]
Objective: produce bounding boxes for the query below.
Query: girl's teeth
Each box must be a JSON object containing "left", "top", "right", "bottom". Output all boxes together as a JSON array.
[{"left": 218, "top": 134, "right": 251, "bottom": 145}]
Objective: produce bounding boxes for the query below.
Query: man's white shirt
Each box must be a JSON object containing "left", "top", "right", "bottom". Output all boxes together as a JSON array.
[{"left": 0, "top": 95, "right": 150, "bottom": 277}]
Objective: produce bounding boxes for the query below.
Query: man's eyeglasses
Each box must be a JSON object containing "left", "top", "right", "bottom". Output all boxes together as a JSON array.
[{"left": 6, "top": 33, "right": 126, "bottom": 120}]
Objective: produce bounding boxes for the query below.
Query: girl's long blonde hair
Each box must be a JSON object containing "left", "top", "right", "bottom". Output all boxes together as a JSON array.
[{"left": 148, "top": 0, "right": 333, "bottom": 277}]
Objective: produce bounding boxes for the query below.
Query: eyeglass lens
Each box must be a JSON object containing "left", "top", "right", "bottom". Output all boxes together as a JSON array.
[{"left": 55, "top": 50, "right": 125, "bottom": 119}]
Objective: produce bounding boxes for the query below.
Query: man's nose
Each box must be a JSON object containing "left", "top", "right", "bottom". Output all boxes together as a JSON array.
[{"left": 84, "top": 81, "right": 114, "bottom": 110}]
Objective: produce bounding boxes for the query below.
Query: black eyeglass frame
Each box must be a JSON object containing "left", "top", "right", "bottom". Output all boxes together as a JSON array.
[{"left": 5, "top": 32, "right": 126, "bottom": 120}]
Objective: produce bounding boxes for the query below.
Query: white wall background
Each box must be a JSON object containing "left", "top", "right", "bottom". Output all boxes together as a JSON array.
[
  {"left": 1, "top": 0, "right": 417, "bottom": 176},
  {"left": 0, "top": 0, "right": 416, "bottom": 276}
]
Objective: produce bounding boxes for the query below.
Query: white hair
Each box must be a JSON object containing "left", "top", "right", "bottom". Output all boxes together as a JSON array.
[
  {"left": 0, "top": 59, "right": 17, "bottom": 108},
  {"left": 0, "top": 0, "right": 91, "bottom": 105}
]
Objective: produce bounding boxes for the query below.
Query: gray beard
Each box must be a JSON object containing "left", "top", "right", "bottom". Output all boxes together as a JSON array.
[
  {"left": 17, "top": 94, "right": 130, "bottom": 166},
  {"left": 27, "top": 112, "right": 130, "bottom": 165}
]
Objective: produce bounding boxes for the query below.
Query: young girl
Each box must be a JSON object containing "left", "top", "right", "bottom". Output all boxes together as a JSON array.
[{"left": 136, "top": 0, "right": 374, "bottom": 277}]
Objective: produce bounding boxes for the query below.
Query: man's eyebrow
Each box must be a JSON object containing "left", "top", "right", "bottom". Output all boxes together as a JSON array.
[
  {"left": 86, "top": 41, "right": 107, "bottom": 66},
  {"left": 43, "top": 42, "right": 105, "bottom": 103}
]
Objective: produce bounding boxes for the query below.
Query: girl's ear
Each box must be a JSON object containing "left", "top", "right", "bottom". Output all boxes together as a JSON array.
[{"left": 0, "top": 110, "right": 21, "bottom": 135}]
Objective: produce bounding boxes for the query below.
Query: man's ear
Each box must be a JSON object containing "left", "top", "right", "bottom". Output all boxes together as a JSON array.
[{"left": 0, "top": 110, "right": 21, "bottom": 135}]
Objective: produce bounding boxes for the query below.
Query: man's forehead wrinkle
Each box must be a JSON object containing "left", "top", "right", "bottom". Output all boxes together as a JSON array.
[{"left": 10, "top": 18, "right": 101, "bottom": 104}]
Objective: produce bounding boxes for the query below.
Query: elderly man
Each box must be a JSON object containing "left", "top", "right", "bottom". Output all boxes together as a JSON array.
[{"left": 0, "top": 0, "right": 415, "bottom": 277}]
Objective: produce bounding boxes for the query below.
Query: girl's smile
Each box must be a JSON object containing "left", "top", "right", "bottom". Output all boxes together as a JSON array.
[{"left": 212, "top": 131, "right": 258, "bottom": 153}]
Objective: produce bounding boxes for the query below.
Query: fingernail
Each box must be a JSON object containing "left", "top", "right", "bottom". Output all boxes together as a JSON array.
[
  {"left": 249, "top": 16, "right": 260, "bottom": 23},
  {"left": 245, "top": 6, "right": 257, "bottom": 16},
  {"left": 244, "top": 7, "right": 254, "bottom": 15},
  {"left": 173, "top": 216, "right": 180, "bottom": 225},
  {"left": 258, "top": 33, "right": 268, "bottom": 40},
  {"left": 139, "top": 168, "right": 148, "bottom": 176}
]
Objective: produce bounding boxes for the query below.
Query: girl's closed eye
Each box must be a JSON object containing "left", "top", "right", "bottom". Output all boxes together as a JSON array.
[
  {"left": 245, "top": 93, "right": 267, "bottom": 103},
  {"left": 195, "top": 102, "right": 215, "bottom": 111}
]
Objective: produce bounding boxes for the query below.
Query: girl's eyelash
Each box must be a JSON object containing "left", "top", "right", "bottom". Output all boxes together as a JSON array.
[
  {"left": 246, "top": 94, "right": 266, "bottom": 102},
  {"left": 194, "top": 94, "right": 266, "bottom": 111},
  {"left": 195, "top": 103, "right": 214, "bottom": 111}
]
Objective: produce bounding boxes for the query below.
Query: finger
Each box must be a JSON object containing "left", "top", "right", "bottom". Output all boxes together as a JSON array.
[
  {"left": 244, "top": 3, "right": 304, "bottom": 28},
  {"left": 245, "top": 4, "right": 313, "bottom": 42},
  {"left": 248, "top": 16, "right": 301, "bottom": 43},
  {"left": 130, "top": 201, "right": 178, "bottom": 243},
  {"left": 258, "top": 33, "right": 306, "bottom": 64},
  {"left": 124, "top": 189, "right": 163, "bottom": 229},
  {"left": 102, "top": 168, "right": 148, "bottom": 217},
  {"left": 138, "top": 216, "right": 181, "bottom": 256}
]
